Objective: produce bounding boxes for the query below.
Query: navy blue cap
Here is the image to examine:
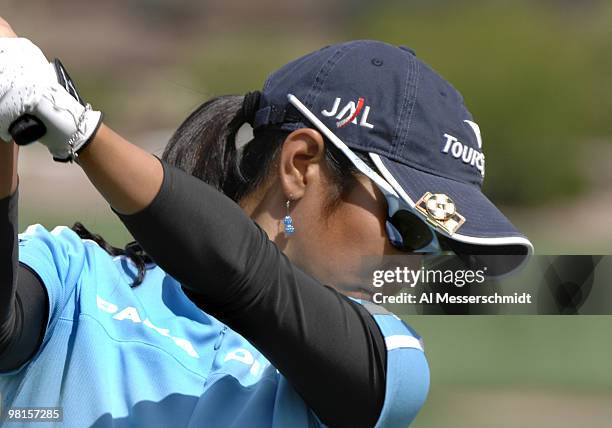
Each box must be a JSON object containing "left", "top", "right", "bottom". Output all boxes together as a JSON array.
[{"left": 253, "top": 40, "right": 533, "bottom": 255}]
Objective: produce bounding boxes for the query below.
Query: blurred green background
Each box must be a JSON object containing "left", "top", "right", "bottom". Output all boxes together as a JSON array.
[{"left": 3, "top": 0, "right": 612, "bottom": 426}]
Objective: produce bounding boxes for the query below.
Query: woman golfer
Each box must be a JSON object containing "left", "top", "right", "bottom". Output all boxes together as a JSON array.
[{"left": 0, "top": 18, "right": 532, "bottom": 428}]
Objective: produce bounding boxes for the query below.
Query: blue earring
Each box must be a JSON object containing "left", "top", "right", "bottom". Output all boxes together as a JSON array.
[{"left": 283, "top": 200, "right": 295, "bottom": 236}]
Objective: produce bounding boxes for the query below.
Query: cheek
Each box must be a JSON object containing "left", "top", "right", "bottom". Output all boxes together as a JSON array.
[
  {"left": 288, "top": 196, "right": 388, "bottom": 268},
  {"left": 285, "top": 181, "right": 402, "bottom": 285},
  {"left": 336, "top": 207, "right": 386, "bottom": 252},
  {"left": 323, "top": 190, "right": 390, "bottom": 257}
]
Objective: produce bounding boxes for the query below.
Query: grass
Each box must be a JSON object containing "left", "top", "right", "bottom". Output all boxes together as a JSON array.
[{"left": 405, "top": 316, "right": 612, "bottom": 427}]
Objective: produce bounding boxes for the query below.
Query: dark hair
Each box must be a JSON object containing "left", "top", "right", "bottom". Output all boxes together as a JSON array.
[
  {"left": 162, "top": 94, "right": 373, "bottom": 211},
  {"left": 71, "top": 222, "right": 152, "bottom": 286},
  {"left": 73, "top": 93, "right": 373, "bottom": 286}
]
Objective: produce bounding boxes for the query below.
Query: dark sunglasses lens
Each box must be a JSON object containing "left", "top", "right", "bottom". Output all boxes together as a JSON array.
[{"left": 388, "top": 210, "right": 434, "bottom": 251}]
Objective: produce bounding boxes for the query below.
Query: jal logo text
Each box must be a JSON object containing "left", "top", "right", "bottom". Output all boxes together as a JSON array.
[{"left": 321, "top": 97, "right": 374, "bottom": 129}]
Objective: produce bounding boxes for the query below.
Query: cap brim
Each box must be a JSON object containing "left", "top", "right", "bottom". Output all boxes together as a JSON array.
[{"left": 371, "top": 154, "right": 533, "bottom": 275}]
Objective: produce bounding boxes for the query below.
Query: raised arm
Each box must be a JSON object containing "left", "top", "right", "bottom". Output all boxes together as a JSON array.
[
  {"left": 78, "top": 133, "right": 388, "bottom": 428},
  {"left": 35, "top": 125, "right": 389, "bottom": 427},
  {"left": 76, "top": 125, "right": 163, "bottom": 214},
  {"left": 0, "top": 21, "right": 48, "bottom": 371}
]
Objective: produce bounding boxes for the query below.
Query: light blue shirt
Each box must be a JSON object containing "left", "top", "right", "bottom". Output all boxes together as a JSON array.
[{"left": 0, "top": 225, "right": 429, "bottom": 427}]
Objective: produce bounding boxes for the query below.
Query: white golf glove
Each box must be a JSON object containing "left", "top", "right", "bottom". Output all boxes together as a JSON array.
[{"left": 0, "top": 37, "right": 102, "bottom": 161}]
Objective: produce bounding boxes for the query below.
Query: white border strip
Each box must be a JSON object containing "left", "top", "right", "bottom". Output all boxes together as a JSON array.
[
  {"left": 385, "top": 335, "right": 424, "bottom": 352},
  {"left": 370, "top": 153, "right": 534, "bottom": 255}
]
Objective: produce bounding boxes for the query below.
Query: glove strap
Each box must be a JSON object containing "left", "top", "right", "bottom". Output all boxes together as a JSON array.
[{"left": 53, "top": 104, "right": 103, "bottom": 163}]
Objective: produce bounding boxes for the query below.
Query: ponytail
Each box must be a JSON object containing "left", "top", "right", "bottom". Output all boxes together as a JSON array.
[
  {"left": 162, "top": 93, "right": 374, "bottom": 205},
  {"left": 161, "top": 94, "right": 282, "bottom": 202},
  {"left": 71, "top": 222, "right": 151, "bottom": 287}
]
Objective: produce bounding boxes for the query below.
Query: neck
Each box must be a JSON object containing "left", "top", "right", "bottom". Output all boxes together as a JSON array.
[
  {"left": 240, "top": 191, "right": 284, "bottom": 244},
  {"left": 240, "top": 192, "right": 374, "bottom": 303}
]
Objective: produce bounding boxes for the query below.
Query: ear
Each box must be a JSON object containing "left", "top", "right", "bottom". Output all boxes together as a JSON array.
[{"left": 278, "top": 128, "right": 326, "bottom": 200}]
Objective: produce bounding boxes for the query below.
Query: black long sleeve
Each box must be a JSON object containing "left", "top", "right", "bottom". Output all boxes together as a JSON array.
[
  {"left": 0, "top": 190, "right": 19, "bottom": 349},
  {"left": 118, "top": 161, "right": 387, "bottom": 428},
  {"left": 0, "top": 190, "right": 49, "bottom": 372}
]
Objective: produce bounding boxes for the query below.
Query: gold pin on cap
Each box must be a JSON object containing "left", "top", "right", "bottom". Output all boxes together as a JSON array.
[{"left": 415, "top": 192, "right": 465, "bottom": 235}]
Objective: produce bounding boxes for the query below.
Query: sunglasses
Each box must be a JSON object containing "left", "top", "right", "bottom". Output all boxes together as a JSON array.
[{"left": 287, "top": 94, "right": 443, "bottom": 254}]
